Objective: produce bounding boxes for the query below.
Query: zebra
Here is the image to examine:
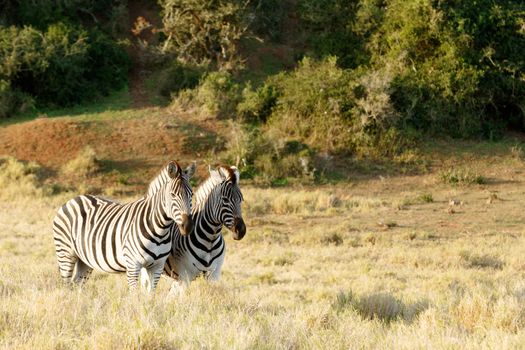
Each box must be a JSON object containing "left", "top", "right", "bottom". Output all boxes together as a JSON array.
[
  {"left": 52, "top": 160, "right": 195, "bottom": 291},
  {"left": 160, "top": 165, "right": 246, "bottom": 294}
]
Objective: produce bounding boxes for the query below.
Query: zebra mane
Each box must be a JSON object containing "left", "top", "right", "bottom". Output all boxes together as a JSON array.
[
  {"left": 146, "top": 161, "right": 180, "bottom": 197},
  {"left": 193, "top": 171, "right": 224, "bottom": 210},
  {"left": 194, "top": 165, "right": 240, "bottom": 210}
]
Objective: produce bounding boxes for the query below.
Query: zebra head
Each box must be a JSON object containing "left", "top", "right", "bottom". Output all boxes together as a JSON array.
[
  {"left": 215, "top": 165, "right": 246, "bottom": 240},
  {"left": 164, "top": 161, "right": 195, "bottom": 236}
]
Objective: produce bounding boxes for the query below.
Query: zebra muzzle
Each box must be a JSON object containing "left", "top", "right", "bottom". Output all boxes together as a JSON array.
[
  {"left": 232, "top": 217, "right": 246, "bottom": 240},
  {"left": 179, "top": 214, "right": 194, "bottom": 236}
]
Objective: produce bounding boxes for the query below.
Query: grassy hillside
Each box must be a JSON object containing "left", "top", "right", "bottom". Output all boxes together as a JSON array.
[{"left": 1, "top": 148, "right": 525, "bottom": 348}]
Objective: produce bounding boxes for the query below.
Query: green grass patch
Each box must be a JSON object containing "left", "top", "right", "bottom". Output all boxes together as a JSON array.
[
  {"left": 1, "top": 87, "right": 132, "bottom": 126},
  {"left": 439, "top": 168, "right": 486, "bottom": 185}
]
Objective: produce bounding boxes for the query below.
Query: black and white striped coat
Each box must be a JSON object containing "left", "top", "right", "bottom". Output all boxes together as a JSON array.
[
  {"left": 52, "top": 161, "right": 194, "bottom": 291},
  {"left": 162, "top": 165, "right": 246, "bottom": 293}
]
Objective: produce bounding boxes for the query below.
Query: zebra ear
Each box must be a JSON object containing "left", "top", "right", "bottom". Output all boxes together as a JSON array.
[
  {"left": 184, "top": 162, "right": 196, "bottom": 178},
  {"left": 231, "top": 166, "right": 240, "bottom": 183},
  {"left": 168, "top": 161, "right": 180, "bottom": 179},
  {"left": 217, "top": 166, "right": 230, "bottom": 181}
]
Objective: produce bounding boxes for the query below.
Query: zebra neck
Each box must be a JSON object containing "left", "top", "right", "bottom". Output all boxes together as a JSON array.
[
  {"left": 192, "top": 189, "right": 223, "bottom": 240},
  {"left": 193, "top": 209, "right": 222, "bottom": 241},
  {"left": 142, "top": 190, "right": 173, "bottom": 238}
]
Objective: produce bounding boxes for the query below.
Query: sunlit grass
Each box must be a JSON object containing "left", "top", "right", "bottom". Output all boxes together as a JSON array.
[{"left": 2, "top": 152, "right": 525, "bottom": 348}]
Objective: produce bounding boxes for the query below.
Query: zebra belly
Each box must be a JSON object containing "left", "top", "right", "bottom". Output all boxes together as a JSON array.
[
  {"left": 133, "top": 239, "right": 172, "bottom": 266},
  {"left": 72, "top": 231, "right": 127, "bottom": 273}
]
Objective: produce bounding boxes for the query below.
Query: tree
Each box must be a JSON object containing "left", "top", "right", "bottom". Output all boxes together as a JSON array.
[{"left": 158, "top": 0, "right": 249, "bottom": 70}]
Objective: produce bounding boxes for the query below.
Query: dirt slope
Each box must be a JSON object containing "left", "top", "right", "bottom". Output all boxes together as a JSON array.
[{"left": 0, "top": 108, "right": 226, "bottom": 181}]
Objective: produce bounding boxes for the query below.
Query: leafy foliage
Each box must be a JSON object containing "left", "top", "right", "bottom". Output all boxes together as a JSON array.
[
  {"left": 0, "top": 0, "right": 129, "bottom": 118},
  {"left": 298, "top": 0, "right": 366, "bottom": 68},
  {"left": 0, "top": 0, "right": 125, "bottom": 30},
  {"left": 158, "top": 0, "right": 249, "bottom": 69},
  {"left": 2, "top": 0, "right": 525, "bottom": 182},
  {"left": 156, "top": 61, "right": 204, "bottom": 98},
  {"left": 249, "top": 0, "right": 288, "bottom": 42},
  {"left": 265, "top": 57, "right": 356, "bottom": 154},
  {"left": 237, "top": 82, "right": 279, "bottom": 123},
  {"left": 368, "top": 0, "right": 525, "bottom": 138},
  {"left": 0, "top": 23, "right": 129, "bottom": 116}
]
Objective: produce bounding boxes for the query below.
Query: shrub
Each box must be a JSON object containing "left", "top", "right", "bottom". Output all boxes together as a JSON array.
[
  {"left": 266, "top": 57, "right": 356, "bottom": 154},
  {"left": 0, "top": 156, "right": 45, "bottom": 198},
  {"left": 226, "top": 56, "right": 419, "bottom": 180},
  {"left": 0, "top": 23, "right": 129, "bottom": 114},
  {"left": 83, "top": 27, "right": 130, "bottom": 96},
  {"left": 177, "top": 71, "right": 241, "bottom": 118},
  {"left": 438, "top": 0, "right": 525, "bottom": 134},
  {"left": 260, "top": 56, "right": 417, "bottom": 158},
  {"left": 298, "top": 0, "right": 370, "bottom": 68},
  {"left": 60, "top": 146, "right": 101, "bottom": 179},
  {"left": 157, "top": 61, "right": 203, "bottom": 98},
  {"left": 158, "top": 0, "right": 249, "bottom": 69},
  {"left": 1, "top": 0, "right": 120, "bottom": 28},
  {"left": 237, "top": 82, "right": 279, "bottom": 123},
  {"left": 439, "top": 168, "right": 486, "bottom": 185},
  {"left": 222, "top": 124, "right": 316, "bottom": 184},
  {"left": 417, "top": 193, "right": 434, "bottom": 203},
  {"left": 368, "top": 0, "right": 525, "bottom": 138},
  {"left": 0, "top": 80, "right": 33, "bottom": 118},
  {"left": 249, "top": 0, "right": 288, "bottom": 42}
]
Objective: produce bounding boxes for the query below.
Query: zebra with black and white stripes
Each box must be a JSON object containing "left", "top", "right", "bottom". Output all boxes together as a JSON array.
[
  {"left": 52, "top": 160, "right": 195, "bottom": 291},
  {"left": 161, "top": 165, "right": 246, "bottom": 294}
]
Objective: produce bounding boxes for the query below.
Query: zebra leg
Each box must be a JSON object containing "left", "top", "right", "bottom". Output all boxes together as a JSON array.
[
  {"left": 126, "top": 263, "right": 142, "bottom": 290},
  {"left": 56, "top": 254, "right": 77, "bottom": 283},
  {"left": 53, "top": 229, "right": 78, "bottom": 283},
  {"left": 168, "top": 279, "right": 187, "bottom": 297},
  {"left": 168, "top": 271, "right": 191, "bottom": 297},
  {"left": 73, "top": 260, "right": 93, "bottom": 284},
  {"left": 208, "top": 267, "right": 222, "bottom": 282},
  {"left": 143, "top": 262, "right": 166, "bottom": 292},
  {"left": 54, "top": 244, "right": 78, "bottom": 283},
  {"left": 139, "top": 267, "right": 150, "bottom": 291}
]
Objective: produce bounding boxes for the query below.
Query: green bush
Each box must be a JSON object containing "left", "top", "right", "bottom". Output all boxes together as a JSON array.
[
  {"left": 237, "top": 82, "right": 279, "bottom": 123},
  {"left": 296, "top": 0, "right": 524, "bottom": 139},
  {"left": 439, "top": 168, "right": 486, "bottom": 186},
  {"left": 222, "top": 123, "right": 316, "bottom": 184},
  {"left": 368, "top": 0, "right": 525, "bottom": 138},
  {"left": 228, "top": 56, "right": 417, "bottom": 180},
  {"left": 158, "top": 0, "right": 249, "bottom": 69},
  {"left": 440, "top": 0, "right": 525, "bottom": 135},
  {"left": 298, "top": 0, "right": 382, "bottom": 68},
  {"left": 83, "top": 28, "right": 130, "bottom": 96},
  {"left": 183, "top": 71, "right": 241, "bottom": 118},
  {"left": 0, "top": 23, "right": 129, "bottom": 115},
  {"left": 266, "top": 57, "right": 357, "bottom": 154},
  {"left": 0, "top": 80, "right": 33, "bottom": 118},
  {"left": 1, "top": 0, "right": 122, "bottom": 29},
  {"left": 157, "top": 61, "right": 203, "bottom": 98},
  {"left": 249, "top": 0, "right": 288, "bottom": 42}
]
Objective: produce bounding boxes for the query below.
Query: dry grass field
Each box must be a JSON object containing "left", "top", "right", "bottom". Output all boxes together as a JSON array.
[{"left": 1, "top": 141, "right": 525, "bottom": 349}]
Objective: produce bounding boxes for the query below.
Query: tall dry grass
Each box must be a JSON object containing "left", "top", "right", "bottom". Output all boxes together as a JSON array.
[{"left": 1, "top": 155, "right": 525, "bottom": 349}]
